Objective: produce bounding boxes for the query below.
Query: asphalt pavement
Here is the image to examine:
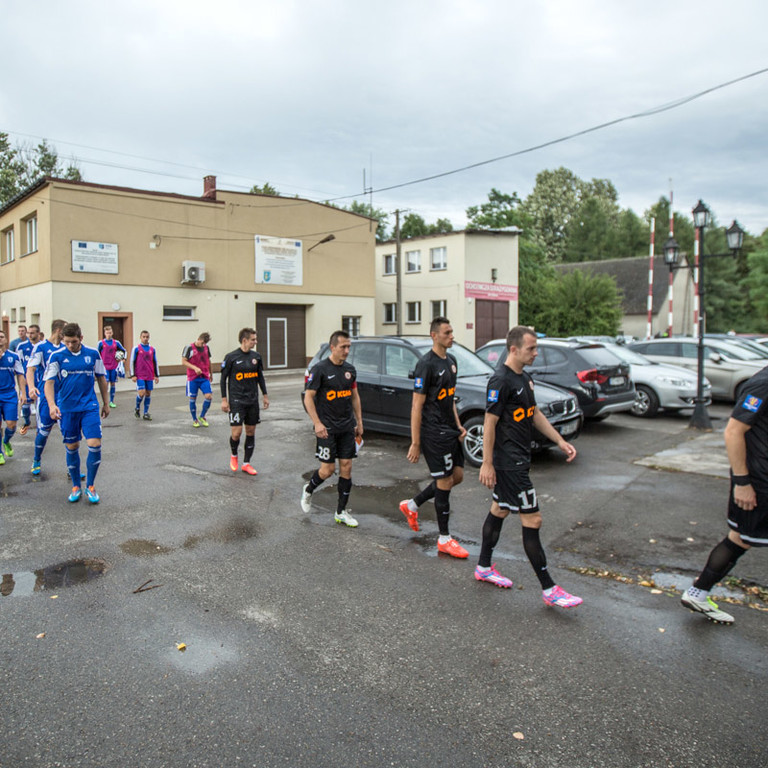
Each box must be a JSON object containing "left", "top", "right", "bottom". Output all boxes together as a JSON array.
[{"left": 1, "top": 377, "right": 766, "bottom": 768}]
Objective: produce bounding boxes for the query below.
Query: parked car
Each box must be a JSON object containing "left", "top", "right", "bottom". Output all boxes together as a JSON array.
[
  {"left": 704, "top": 334, "right": 768, "bottom": 359},
  {"left": 570, "top": 340, "right": 711, "bottom": 418},
  {"left": 303, "top": 336, "right": 583, "bottom": 467},
  {"left": 476, "top": 338, "right": 636, "bottom": 419},
  {"left": 628, "top": 337, "right": 766, "bottom": 401}
]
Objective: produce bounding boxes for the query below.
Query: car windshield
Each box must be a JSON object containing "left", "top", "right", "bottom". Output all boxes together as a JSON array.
[
  {"left": 710, "top": 339, "right": 767, "bottom": 361},
  {"left": 412, "top": 340, "right": 493, "bottom": 377},
  {"left": 603, "top": 344, "right": 652, "bottom": 366}
]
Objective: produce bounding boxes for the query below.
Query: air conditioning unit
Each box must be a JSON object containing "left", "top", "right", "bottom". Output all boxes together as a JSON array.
[{"left": 181, "top": 260, "right": 206, "bottom": 284}]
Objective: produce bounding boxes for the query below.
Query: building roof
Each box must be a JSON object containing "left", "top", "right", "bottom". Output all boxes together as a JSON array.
[{"left": 377, "top": 227, "right": 521, "bottom": 247}]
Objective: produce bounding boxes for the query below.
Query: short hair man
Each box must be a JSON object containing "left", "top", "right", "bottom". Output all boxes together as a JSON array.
[
  {"left": 130, "top": 330, "right": 159, "bottom": 420},
  {"left": 301, "top": 330, "right": 363, "bottom": 528},
  {"left": 0, "top": 330, "right": 27, "bottom": 465},
  {"left": 9, "top": 325, "right": 27, "bottom": 353},
  {"left": 44, "top": 322, "right": 110, "bottom": 503},
  {"left": 183, "top": 332, "right": 213, "bottom": 428},
  {"left": 25, "top": 319, "right": 66, "bottom": 475},
  {"left": 98, "top": 326, "right": 127, "bottom": 408},
  {"left": 15, "top": 324, "right": 39, "bottom": 433},
  {"left": 399, "top": 317, "right": 468, "bottom": 557},
  {"left": 220, "top": 328, "right": 269, "bottom": 475},
  {"left": 681, "top": 362, "right": 768, "bottom": 624},
  {"left": 475, "top": 326, "right": 582, "bottom": 608}
]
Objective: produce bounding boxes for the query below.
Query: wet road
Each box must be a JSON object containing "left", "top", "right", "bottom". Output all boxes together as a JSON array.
[{"left": 1, "top": 378, "right": 766, "bottom": 768}]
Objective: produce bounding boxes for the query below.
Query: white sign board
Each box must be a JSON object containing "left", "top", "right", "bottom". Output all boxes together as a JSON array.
[
  {"left": 254, "top": 235, "right": 302, "bottom": 286},
  {"left": 71, "top": 241, "right": 119, "bottom": 274}
]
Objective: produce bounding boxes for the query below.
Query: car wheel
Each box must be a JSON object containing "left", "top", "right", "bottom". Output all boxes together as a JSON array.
[
  {"left": 631, "top": 385, "right": 659, "bottom": 418},
  {"left": 462, "top": 415, "right": 484, "bottom": 468}
]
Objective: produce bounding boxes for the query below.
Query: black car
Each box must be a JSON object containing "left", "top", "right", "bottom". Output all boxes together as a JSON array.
[
  {"left": 476, "top": 338, "right": 636, "bottom": 419},
  {"left": 303, "top": 336, "right": 583, "bottom": 466}
]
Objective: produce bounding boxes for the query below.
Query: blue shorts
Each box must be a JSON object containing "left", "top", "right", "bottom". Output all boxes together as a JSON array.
[
  {"left": 61, "top": 408, "right": 102, "bottom": 444},
  {"left": 36, "top": 397, "right": 57, "bottom": 433},
  {"left": 136, "top": 379, "right": 154, "bottom": 392},
  {"left": 187, "top": 378, "right": 212, "bottom": 398},
  {"left": 0, "top": 395, "right": 19, "bottom": 422},
  {"left": 105, "top": 369, "right": 119, "bottom": 384}
]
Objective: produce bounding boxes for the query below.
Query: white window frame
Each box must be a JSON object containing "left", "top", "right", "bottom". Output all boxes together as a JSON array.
[
  {"left": 342, "top": 315, "right": 361, "bottom": 337},
  {"left": 406, "top": 301, "right": 421, "bottom": 324},
  {"left": 383, "top": 253, "right": 396, "bottom": 275},
  {"left": 430, "top": 246, "right": 447, "bottom": 271},
  {"left": 2, "top": 227, "right": 14, "bottom": 264},
  {"left": 23, "top": 215, "right": 38, "bottom": 255},
  {"left": 163, "top": 305, "right": 196, "bottom": 320},
  {"left": 406, "top": 250, "right": 421, "bottom": 273},
  {"left": 383, "top": 303, "right": 397, "bottom": 324},
  {"left": 431, "top": 300, "right": 447, "bottom": 319}
]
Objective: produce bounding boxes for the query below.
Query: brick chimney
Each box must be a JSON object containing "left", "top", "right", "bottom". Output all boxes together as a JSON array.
[{"left": 202, "top": 175, "right": 217, "bottom": 200}]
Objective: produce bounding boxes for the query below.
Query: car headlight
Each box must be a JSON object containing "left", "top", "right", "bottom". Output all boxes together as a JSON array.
[
  {"left": 657, "top": 376, "right": 692, "bottom": 388},
  {"left": 538, "top": 403, "right": 552, "bottom": 416}
]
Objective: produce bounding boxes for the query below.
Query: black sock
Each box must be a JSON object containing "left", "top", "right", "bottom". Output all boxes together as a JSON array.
[
  {"left": 244, "top": 436, "right": 255, "bottom": 464},
  {"left": 308, "top": 470, "right": 324, "bottom": 494},
  {"left": 414, "top": 481, "right": 436, "bottom": 507},
  {"left": 522, "top": 526, "right": 555, "bottom": 590},
  {"left": 479, "top": 512, "right": 504, "bottom": 568},
  {"left": 434, "top": 487, "right": 451, "bottom": 536},
  {"left": 337, "top": 476, "right": 352, "bottom": 514},
  {"left": 229, "top": 437, "right": 240, "bottom": 457},
  {"left": 694, "top": 537, "right": 748, "bottom": 591}
]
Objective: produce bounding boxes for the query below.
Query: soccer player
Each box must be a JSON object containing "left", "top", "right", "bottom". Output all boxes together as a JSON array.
[
  {"left": 681, "top": 363, "right": 768, "bottom": 625},
  {"left": 220, "top": 328, "right": 269, "bottom": 476},
  {"left": 183, "top": 332, "right": 213, "bottom": 428},
  {"left": 9, "top": 325, "right": 27, "bottom": 353},
  {"left": 475, "top": 326, "right": 582, "bottom": 608},
  {"left": 0, "top": 330, "right": 27, "bottom": 466},
  {"left": 399, "top": 317, "right": 468, "bottom": 557},
  {"left": 26, "top": 319, "right": 66, "bottom": 475},
  {"left": 301, "top": 330, "right": 363, "bottom": 527},
  {"left": 44, "top": 322, "right": 109, "bottom": 504},
  {"left": 16, "top": 323, "right": 39, "bottom": 434},
  {"left": 130, "top": 330, "right": 159, "bottom": 420},
  {"left": 98, "top": 326, "right": 127, "bottom": 408}
]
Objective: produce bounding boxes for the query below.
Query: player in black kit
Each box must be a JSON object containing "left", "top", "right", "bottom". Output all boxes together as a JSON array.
[
  {"left": 476, "top": 326, "right": 582, "bottom": 608},
  {"left": 220, "top": 328, "right": 269, "bottom": 476},
  {"left": 301, "top": 330, "right": 363, "bottom": 528},
  {"left": 681, "top": 362, "right": 768, "bottom": 624},
  {"left": 400, "top": 317, "right": 468, "bottom": 557}
]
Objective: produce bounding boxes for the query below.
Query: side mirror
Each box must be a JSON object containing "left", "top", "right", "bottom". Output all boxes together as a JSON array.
[{"left": 709, "top": 352, "right": 722, "bottom": 364}]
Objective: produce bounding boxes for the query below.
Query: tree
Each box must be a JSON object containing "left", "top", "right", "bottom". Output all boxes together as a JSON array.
[
  {"left": 0, "top": 132, "right": 25, "bottom": 204},
  {"left": 466, "top": 188, "right": 524, "bottom": 230},
  {"left": 399, "top": 212, "right": 454, "bottom": 239},
  {"left": 346, "top": 200, "right": 389, "bottom": 242},
  {"left": 249, "top": 182, "right": 279, "bottom": 196},
  {"left": 747, "top": 230, "right": 768, "bottom": 332}
]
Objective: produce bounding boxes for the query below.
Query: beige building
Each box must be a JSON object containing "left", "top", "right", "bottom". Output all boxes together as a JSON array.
[
  {"left": 0, "top": 176, "right": 377, "bottom": 371},
  {"left": 375, "top": 229, "right": 520, "bottom": 349}
]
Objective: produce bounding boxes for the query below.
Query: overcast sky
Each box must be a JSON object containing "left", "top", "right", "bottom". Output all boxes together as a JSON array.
[{"left": 3, "top": 0, "right": 768, "bottom": 236}]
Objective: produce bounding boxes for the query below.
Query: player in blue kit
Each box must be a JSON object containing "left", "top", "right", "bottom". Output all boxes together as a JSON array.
[
  {"left": 26, "top": 319, "right": 67, "bottom": 476},
  {"left": 15, "top": 323, "right": 39, "bottom": 434},
  {"left": 44, "top": 322, "right": 110, "bottom": 503},
  {"left": 0, "top": 330, "right": 27, "bottom": 466}
]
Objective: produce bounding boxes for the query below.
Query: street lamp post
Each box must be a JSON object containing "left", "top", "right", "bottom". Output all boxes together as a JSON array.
[{"left": 663, "top": 200, "right": 744, "bottom": 431}]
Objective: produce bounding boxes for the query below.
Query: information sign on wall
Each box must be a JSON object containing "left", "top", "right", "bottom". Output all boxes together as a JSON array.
[
  {"left": 254, "top": 235, "right": 303, "bottom": 286},
  {"left": 71, "top": 241, "right": 119, "bottom": 274}
]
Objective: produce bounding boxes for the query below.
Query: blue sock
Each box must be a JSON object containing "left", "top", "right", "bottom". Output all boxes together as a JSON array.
[
  {"left": 144, "top": 396, "right": 151, "bottom": 414},
  {"left": 110, "top": 384, "right": 116, "bottom": 402},
  {"left": 86, "top": 445, "right": 101, "bottom": 487},
  {"left": 189, "top": 400, "right": 197, "bottom": 420},
  {"left": 66, "top": 446, "right": 81, "bottom": 487},
  {"left": 3, "top": 427, "right": 15, "bottom": 446},
  {"left": 34, "top": 430, "right": 48, "bottom": 462},
  {"left": 136, "top": 395, "right": 142, "bottom": 410},
  {"left": 22, "top": 404, "right": 31, "bottom": 425},
  {"left": 200, "top": 399, "right": 211, "bottom": 418}
]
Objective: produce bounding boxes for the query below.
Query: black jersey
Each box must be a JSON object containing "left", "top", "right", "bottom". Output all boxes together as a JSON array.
[
  {"left": 306, "top": 357, "right": 358, "bottom": 434},
  {"left": 220, "top": 348, "right": 267, "bottom": 405},
  {"left": 413, "top": 349, "right": 460, "bottom": 437},
  {"left": 486, "top": 365, "right": 537, "bottom": 470},
  {"left": 731, "top": 364, "right": 768, "bottom": 491}
]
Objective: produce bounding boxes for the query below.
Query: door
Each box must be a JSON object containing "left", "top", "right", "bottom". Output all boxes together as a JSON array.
[
  {"left": 475, "top": 300, "right": 510, "bottom": 348},
  {"left": 97, "top": 312, "right": 132, "bottom": 353},
  {"left": 255, "top": 303, "right": 306, "bottom": 370},
  {"left": 348, "top": 341, "right": 382, "bottom": 424},
  {"left": 380, "top": 343, "right": 421, "bottom": 431}
]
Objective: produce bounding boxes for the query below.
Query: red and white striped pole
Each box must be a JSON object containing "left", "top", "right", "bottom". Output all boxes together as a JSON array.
[
  {"left": 693, "top": 228, "right": 701, "bottom": 339},
  {"left": 667, "top": 187, "right": 674, "bottom": 335},
  {"left": 646, "top": 217, "right": 655, "bottom": 339}
]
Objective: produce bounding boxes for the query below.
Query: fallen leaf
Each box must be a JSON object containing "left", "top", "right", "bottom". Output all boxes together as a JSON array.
[
  {"left": 36, "top": 633, "right": 46, "bottom": 639},
  {"left": 649, "top": 539, "right": 657, "bottom": 544},
  {"left": 50, "top": 595, "right": 58, "bottom": 599},
  {"left": 651, "top": 589, "right": 663, "bottom": 595},
  {"left": 658, "top": 628, "right": 666, "bottom": 633},
  {"left": 513, "top": 732, "right": 525, "bottom": 740},
  {"left": 639, "top": 580, "right": 653, "bottom": 587},
  {"left": 176, "top": 642, "right": 187, "bottom": 652},
  {"left": 686, "top": 537, "right": 695, "bottom": 542}
]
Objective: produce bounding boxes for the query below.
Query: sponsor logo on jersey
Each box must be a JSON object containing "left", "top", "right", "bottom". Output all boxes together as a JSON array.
[
  {"left": 488, "top": 389, "right": 499, "bottom": 403},
  {"left": 62, "top": 370, "right": 68, "bottom": 377},
  {"left": 344, "top": 371, "right": 351, "bottom": 380},
  {"left": 235, "top": 371, "right": 260, "bottom": 381},
  {"left": 414, "top": 377, "right": 424, "bottom": 389},
  {"left": 437, "top": 386, "right": 455, "bottom": 401},
  {"left": 742, "top": 395, "right": 763, "bottom": 412},
  {"left": 326, "top": 389, "right": 352, "bottom": 401},
  {"left": 451, "top": 364, "right": 456, "bottom": 374},
  {"left": 307, "top": 373, "right": 313, "bottom": 384}
]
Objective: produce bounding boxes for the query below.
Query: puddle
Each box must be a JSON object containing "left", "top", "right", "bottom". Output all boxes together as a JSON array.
[
  {"left": 120, "top": 539, "right": 173, "bottom": 557},
  {"left": 183, "top": 517, "right": 259, "bottom": 549},
  {"left": 1, "top": 558, "right": 107, "bottom": 597}
]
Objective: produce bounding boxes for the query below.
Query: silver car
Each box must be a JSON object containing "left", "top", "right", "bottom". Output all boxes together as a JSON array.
[
  {"left": 597, "top": 343, "right": 711, "bottom": 418},
  {"left": 629, "top": 337, "right": 766, "bottom": 402}
]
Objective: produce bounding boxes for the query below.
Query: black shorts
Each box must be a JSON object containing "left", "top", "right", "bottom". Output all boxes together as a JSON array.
[
  {"left": 422, "top": 432, "right": 464, "bottom": 478},
  {"left": 316, "top": 430, "right": 356, "bottom": 463},
  {"left": 493, "top": 469, "right": 539, "bottom": 514},
  {"left": 728, "top": 483, "right": 768, "bottom": 546},
  {"left": 228, "top": 403, "right": 260, "bottom": 427}
]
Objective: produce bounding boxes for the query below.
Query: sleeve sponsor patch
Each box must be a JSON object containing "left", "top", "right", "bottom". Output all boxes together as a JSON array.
[
  {"left": 307, "top": 373, "right": 313, "bottom": 384},
  {"left": 487, "top": 389, "right": 499, "bottom": 403},
  {"left": 414, "top": 377, "right": 424, "bottom": 390},
  {"left": 741, "top": 394, "right": 763, "bottom": 413}
]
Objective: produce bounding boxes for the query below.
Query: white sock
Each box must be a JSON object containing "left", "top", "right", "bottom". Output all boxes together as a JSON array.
[
  {"left": 408, "top": 499, "right": 417, "bottom": 512},
  {"left": 476, "top": 565, "right": 491, "bottom": 573},
  {"left": 438, "top": 534, "right": 451, "bottom": 544},
  {"left": 687, "top": 586, "right": 708, "bottom": 601}
]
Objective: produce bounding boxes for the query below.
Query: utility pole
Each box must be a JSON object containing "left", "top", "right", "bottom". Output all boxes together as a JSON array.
[{"left": 395, "top": 209, "right": 402, "bottom": 335}]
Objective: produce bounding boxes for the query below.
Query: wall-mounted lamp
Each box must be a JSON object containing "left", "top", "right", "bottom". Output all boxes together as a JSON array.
[
  {"left": 307, "top": 234, "right": 336, "bottom": 252},
  {"left": 149, "top": 234, "right": 161, "bottom": 249},
  {"left": 491, "top": 268, "right": 498, "bottom": 283}
]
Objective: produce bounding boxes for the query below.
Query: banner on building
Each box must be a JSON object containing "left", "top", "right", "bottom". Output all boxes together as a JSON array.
[
  {"left": 464, "top": 281, "right": 518, "bottom": 301},
  {"left": 71, "top": 241, "right": 119, "bottom": 274},
  {"left": 254, "top": 235, "right": 303, "bottom": 286}
]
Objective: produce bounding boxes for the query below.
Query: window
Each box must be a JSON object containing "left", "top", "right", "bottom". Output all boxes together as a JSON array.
[
  {"left": 406, "top": 250, "right": 421, "bottom": 273},
  {"left": 23, "top": 215, "right": 38, "bottom": 255},
  {"left": 163, "top": 305, "right": 196, "bottom": 320},
  {"left": 383, "top": 303, "right": 397, "bottom": 324},
  {"left": 19, "top": 307, "right": 26, "bottom": 322},
  {"left": 350, "top": 342, "right": 381, "bottom": 373},
  {"left": 342, "top": 315, "right": 361, "bottom": 337},
  {"left": 406, "top": 301, "right": 421, "bottom": 323},
  {"left": 430, "top": 246, "right": 447, "bottom": 270},
  {"left": 10, "top": 308, "right": 17, "bottom": 322},
  {"left": 431, "top": 300, "right": 447, "bottom": 319},
  {"left": 384, "top": 345, "right": 420, "bottom": 377},
  {"left": 383, "top": 253, "right": 396, "bottom": 275},
  {"left": 1, "top": 227, "right": 14, "bottom": 264}
]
